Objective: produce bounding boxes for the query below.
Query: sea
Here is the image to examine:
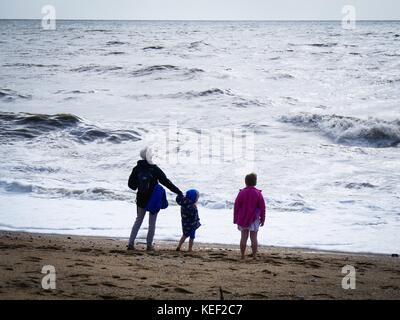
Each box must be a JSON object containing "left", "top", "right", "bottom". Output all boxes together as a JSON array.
[{"left": 0, "top": 20, "right": 399, "bottom": 254}]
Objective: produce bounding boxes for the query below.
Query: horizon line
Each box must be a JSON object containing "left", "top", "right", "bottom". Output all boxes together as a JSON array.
[{"left": 0, "top": 18, "right": 399, "bottom": 22}]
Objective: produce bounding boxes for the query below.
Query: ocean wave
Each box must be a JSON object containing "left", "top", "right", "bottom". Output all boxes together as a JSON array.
[
  {"left": 130, "top": 65, "right": 204, "bottom": 78},
  {"left": 191, "top": 88, "right": 226, "bottom": 97},
  {"left": 307, "top": 43, "right": 338, "bottom": 47},
  {"left": 198, "top": 199, "right": 234, "bottom": 209},
  {"left": 281, "top": 113, "right": 400, "bottom": 148},
  {"left": 0, "top": 111, "right": 141, "bottom": 144},
  {"left": 168, "top": 88, "right": 229, "bottom": 99},
  {"left": 143, "top": 45, "right": 164, "bottom": 50},
  {"left": 334, "top": 182, "right": 377, "bottom": 189},
  {"left": 3, "top": 63, "right": 60, "bottom": 68},
  {"left": 70, "top": 64, "right": 123, "bottom": 73},
  {"left": 288, "top": 42, "right": 338, "bottom": 48},
  {"left": 188, "top": 40, "right": 211, "bottom": 50},
  {"left": 126, "top": 88, "right": 268, "bottom": 109},
  {"left": 85, "top": 29, "right": 112, "bottom": 33},
  {"left": 104, "top": 51, "right": 126, "bottom": 55},
  {"left": 0, "top": 88, "right": 32, "bottom": 101},
  {"left": 270, "top": 73, "right": 295, "bottom": 80},
  {"left": 170, "top": 88, "right": 228, "bottom": 99},
  {"left": 0, "top": 180, "right": 131, "bottom": 201},
  {"left": 12, "top": 165, "right": 61, "bottom": 174},
  {"left": 55, "top": 89, "right": 97, "bottom": 95},
  {"left": 0, "top": 179, "right": 236, "bottom": 207},
  {"left": 106, "top": 40, "right": 128, "bottom": 46},
  {"left": 267, "top": 197, "right": 316, "bottom": 214}
]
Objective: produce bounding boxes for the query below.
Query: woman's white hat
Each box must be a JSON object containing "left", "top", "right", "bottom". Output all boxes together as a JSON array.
[{"left": 140, "top": 147, "right": 154, "bottom": 165}]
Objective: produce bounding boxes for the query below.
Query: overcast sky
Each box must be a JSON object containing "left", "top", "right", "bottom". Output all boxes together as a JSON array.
[{"left": 0, "top": 0, "right": 399, "bottom": 20}]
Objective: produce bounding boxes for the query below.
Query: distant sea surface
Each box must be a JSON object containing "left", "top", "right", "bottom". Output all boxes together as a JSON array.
[{"left": 0, "top": 20, "right": 399, "bottom": 253}]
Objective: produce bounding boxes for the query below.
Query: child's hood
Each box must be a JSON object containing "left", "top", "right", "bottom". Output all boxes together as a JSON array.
[{"left": 185, "top": 189, "right": 199, "bottom": 203}]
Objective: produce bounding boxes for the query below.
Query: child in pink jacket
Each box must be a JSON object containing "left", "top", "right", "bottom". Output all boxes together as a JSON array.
[{"left": 234, "top": 173, "right": 266, "bottom": 259}]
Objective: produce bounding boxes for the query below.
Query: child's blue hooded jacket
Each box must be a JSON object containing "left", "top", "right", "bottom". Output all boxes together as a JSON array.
[{"left": 176, "top": 190, "right": 201, "bottom": 237}]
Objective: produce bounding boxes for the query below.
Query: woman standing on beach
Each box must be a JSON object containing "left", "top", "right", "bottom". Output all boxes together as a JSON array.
[{"left": 127, "top": 147, "right": 182, "bottom": 251}]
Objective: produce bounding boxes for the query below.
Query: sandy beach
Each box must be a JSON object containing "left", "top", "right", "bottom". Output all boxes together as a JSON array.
[{"left": 0, "top": 231, "right": 399, "bottom": 300}]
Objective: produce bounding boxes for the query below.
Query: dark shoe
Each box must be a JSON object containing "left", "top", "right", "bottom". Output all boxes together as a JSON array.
[
  {"left": 127, "top": 245, "right": 135, "bottom": 251},
  {"left": 176, "top": 247, "right": 181, "bottom": 251},
  {"left": 146, "top": 245, "right": 155, "bottom": 251}
]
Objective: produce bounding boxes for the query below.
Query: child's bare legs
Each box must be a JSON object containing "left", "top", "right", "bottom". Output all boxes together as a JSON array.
[
  {"left": 176, "top": 235, "right": 187, "bottom": 251},
  {"left": 188, "top": 238, "right": 194, "bottom": 252},
  {"left": 250, "top": 231, "right": 258, "bottom": 259},
  {"left": 240, "top": 230, "right": 249, "bottom": 259}
]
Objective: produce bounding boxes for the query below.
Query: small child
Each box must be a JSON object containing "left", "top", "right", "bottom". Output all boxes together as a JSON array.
[
  {"left": 233, "top": 173, "right": 266, "bottom": 259},
  {"left": 176, "top": 189, "right": 201, "bottom": 252}
]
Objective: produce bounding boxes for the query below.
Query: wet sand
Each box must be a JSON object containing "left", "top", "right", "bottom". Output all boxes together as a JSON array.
[{"left": 0, "top": 231, "right": 399, "bottom": 300}]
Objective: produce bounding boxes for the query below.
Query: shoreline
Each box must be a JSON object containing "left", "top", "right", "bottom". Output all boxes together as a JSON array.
[
  {"left": 1, "top": 230, "right": 399, "bottom": 300},
  {"left": 0, "top": 229, "right": 394, "bottom": 258}
]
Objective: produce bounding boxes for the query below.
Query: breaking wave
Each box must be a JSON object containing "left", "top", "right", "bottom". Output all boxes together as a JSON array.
[
  {"left": 106, "top": 40, "right": 128, "bottom": 46},
  {"left": 281, "top": 113, "right": 400, "bottom": 148},
  {"left": 70, "top": 64, "right": 123, "bottom": 73},
  {"left": 336, "top": 182, "right": 378, "bottom": 189},
  {"left": 0, "top": 112, "right": 141, "bottom": 144},
  {"left": 0, "top": 88, "right": 32, "bottom": 101},
  {"left": 188, "top": 40, "right": 211, "bottom": 50},
  {"left": 3, "top": 63, "right": 60, "bottom": 68},
  {"left": 0, "top": 180, "right": 131, "bottom": 201},
  {"left": 130, "top": 65, "right": 204, "bottom": 77},
  {"left": 143, "top": 45, "right": 164, "bottom": 50},
  {"left": 104, "top": 51, "right": 126, "bottom": 55}
]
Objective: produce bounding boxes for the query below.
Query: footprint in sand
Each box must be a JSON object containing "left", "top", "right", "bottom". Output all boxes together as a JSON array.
[
  {"left": 243, "top": 293, "right": 267, "bottom": 299},
  {"left": 209, "top": 253, "right": 228, "bottom": 259},
  {"left": 84, "top": 283, "right": 97, "bottom": 287},
  {"left": 174, "top": 287, "right": 193, "bottom": 294},
  {"left": 101, "top": 282, "right": 118, "bottom": 288},
  {"left": 38, "top": 245, "right": 60, "bottom": 250},
  {"left": 264, "top": 258, "right": 284, "bottom": 266},
  {"left": 305, "top": 261, "right": 322, "bottom": 269},
  {"left": 24, "top": 256, "right": 42, "bottom": 262},
  {"left": 69, "top": 273, "right": 91, "bottom": 278},
  {"left": 74, "top": 262, "right": 94, "bottom": 267}
]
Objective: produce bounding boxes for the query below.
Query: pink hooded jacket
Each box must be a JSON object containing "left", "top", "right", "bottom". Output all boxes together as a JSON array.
[{"left": 233, "top": 186, "right": 266, "bottom": 228}]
